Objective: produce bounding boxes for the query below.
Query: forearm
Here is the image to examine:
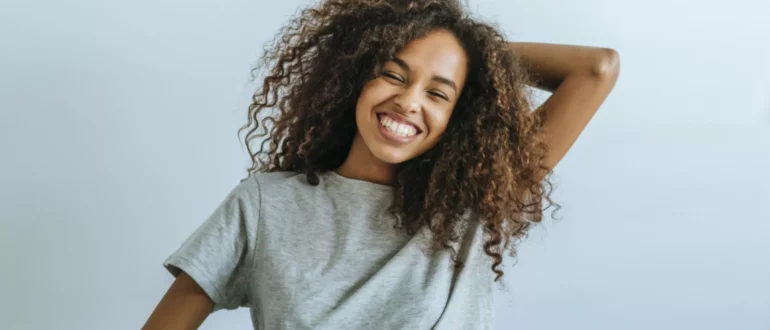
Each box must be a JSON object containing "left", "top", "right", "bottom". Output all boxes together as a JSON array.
[
  {"left": 142, "top": 272, "right": 213, "bottom": 330},
  {"left": 507, "top": 42, "right": 619, "bottom": 92}
]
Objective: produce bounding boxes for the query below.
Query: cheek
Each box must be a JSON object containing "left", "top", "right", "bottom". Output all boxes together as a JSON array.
[
  {"left": 357, "top": 80, "right": 389, "bottom": 110},
  {"left": 355, "top": 85, "right": 372, "bottom": 112},
  {"left": 425, "top": 109, "right": 453, "bottom": 137}
]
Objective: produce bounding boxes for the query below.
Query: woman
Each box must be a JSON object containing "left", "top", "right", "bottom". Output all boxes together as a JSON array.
[{"left": 143, "top": 0, "right": 620, "bottom": 329}]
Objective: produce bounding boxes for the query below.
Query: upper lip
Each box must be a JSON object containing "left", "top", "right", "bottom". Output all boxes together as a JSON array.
[{"left": 377, "top": 111, "right": 424, "bottom": 133}]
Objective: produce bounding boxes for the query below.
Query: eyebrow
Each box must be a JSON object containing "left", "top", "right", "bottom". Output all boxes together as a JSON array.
[{"left": 391, "top": 56, "right": 458, "bottom": 93}]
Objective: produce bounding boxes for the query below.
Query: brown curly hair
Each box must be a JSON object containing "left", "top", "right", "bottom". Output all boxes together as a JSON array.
[{"left": 240, "top": 0, "right": 559, "bottom": 284}]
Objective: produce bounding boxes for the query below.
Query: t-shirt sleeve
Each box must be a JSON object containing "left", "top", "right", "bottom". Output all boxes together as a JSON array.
[{"left": 163, "top": 175, "right": 261, "bottom": 312}]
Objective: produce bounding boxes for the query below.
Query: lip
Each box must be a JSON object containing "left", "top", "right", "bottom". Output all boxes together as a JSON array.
[
  {"left": 376, "top": 112, "right": 424, "bottom": 133},
  {"left": 375, "top": 113, "right": 422, "bottom": 144}
]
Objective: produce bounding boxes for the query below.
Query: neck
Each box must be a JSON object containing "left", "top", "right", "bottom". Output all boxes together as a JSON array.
[{"left": 335, "top": 133, "right": 397, "bottom": 186}]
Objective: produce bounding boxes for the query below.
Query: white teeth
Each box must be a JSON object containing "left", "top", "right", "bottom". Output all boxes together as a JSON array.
[{"left": 379, "top": 114, "right": 417, "bottom": 137}]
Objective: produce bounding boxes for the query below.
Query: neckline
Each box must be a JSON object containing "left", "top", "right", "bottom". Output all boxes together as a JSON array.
[{"left": 322, "top": 170, "right": 396, "bottom": 197}]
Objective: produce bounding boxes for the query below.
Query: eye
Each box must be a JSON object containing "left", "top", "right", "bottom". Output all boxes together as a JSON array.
[
  {"left": 382, "top": 72, "right": 405, "bottom": 83},
  {"left": 428, "top": 90, "right": 449, "bottom": 101}
]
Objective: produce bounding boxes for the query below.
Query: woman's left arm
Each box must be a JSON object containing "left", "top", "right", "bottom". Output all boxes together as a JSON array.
[{"left": 507, "top": 42, "right": 620, "bottom": 178}]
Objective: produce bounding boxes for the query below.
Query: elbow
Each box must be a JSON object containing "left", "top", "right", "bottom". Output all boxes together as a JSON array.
[{"left": 591, "top": 48, "right": 621, "bottom": 80}]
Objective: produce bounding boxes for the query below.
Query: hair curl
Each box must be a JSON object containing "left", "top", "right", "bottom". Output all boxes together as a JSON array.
[{"left": 240, "top": 0, "right": 559, "bottom": 284}]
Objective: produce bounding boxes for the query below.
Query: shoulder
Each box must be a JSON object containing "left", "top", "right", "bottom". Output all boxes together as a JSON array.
[
  {"left": 245, "top": 171, "right": 308, "bottom": 191},
  {"left": 218, "top": 171, "right": 299, "bottom": 205},
  {"left": 239, "top": 171, "right": 319, "bottom": 203}
]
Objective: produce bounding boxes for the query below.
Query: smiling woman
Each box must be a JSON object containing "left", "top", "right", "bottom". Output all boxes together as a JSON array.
[
  {"left": 142, "top": 0, "right": 619, "bottom": 329},
  {"left": 348, "top": 29, "right": 468, "bottom": 173}
]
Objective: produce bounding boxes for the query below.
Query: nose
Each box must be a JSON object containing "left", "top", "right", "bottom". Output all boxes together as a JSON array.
[{"left": 393, "top": 87, "right": 421, "bottom": 114}]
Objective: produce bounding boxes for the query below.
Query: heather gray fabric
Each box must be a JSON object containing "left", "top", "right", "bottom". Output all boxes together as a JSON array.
[{"left": 164, "top": 171, "right": 495, "bottom": 329}]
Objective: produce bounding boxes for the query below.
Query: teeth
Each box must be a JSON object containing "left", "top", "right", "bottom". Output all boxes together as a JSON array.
[{"left": 379, "top": 114, "right": 417, "bottom": 137}]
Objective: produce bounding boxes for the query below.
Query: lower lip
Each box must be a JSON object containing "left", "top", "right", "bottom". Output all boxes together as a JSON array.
[{"left": 376, "top": 114, "right": 420, "bottom": 144}]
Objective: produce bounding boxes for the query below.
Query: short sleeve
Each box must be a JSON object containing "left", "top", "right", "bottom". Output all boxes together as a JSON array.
[{"left": 163, "top": 175, "right": 261, "bottom": 312}]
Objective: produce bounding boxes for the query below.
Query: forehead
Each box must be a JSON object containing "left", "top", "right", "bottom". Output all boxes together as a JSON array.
[{"left": 391, "top": 29, "right": 468, "bottom": 83}]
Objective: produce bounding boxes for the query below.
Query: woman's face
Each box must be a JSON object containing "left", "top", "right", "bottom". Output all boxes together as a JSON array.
[{"left": 355, "top": 29, "right": 468, "bottom": 165}]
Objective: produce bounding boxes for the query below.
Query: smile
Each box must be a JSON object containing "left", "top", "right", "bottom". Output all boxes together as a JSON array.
[
  {"left": 376, "top": 113, "right": 422, "bottom": 143},
  {"left": 377, "top": 113, "right": 420, "bottom": 136}
]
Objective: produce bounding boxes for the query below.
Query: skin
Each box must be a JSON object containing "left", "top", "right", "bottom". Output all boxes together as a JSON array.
[
  {"left": 508, "top": 42, "right": 621, "bottom": 180},
  {"left": 335, "top": 29, "right": 469, "bottom": 186},
  {"left": 141, "top": 271, "right": 213, "bottom": 330},
  {"left": 141, "top": 34, "right": 620, "bottom": 330}
]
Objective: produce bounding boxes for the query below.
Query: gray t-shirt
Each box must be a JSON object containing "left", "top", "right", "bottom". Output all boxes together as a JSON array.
[{"left": 164, "top": 170, "right": 496, "bottom": 329}]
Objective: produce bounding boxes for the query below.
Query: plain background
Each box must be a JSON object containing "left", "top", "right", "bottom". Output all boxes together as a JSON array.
[{"left": 1, "top": 0, "right": 769, "bottom": 329}]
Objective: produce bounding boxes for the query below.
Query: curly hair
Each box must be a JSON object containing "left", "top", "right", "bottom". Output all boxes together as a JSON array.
[{"left": 240, "top": 0, "right": 559, "bottom": 283}]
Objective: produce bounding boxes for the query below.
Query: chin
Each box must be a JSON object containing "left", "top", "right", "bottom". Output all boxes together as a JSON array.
[{"left": 370, "top": 145, "right": 413, "bottom": 165}]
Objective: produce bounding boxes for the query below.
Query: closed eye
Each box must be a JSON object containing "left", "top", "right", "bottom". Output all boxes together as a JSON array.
[
  {"left": 429, "top": 91, "right": 449, "bottom": 101},
  {"left": 382, "top": 72, "right": 405, "bottom": 83}
]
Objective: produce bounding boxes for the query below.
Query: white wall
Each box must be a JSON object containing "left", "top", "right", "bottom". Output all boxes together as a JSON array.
[{"left": 1, "top": 0, "right": 768, "bottom": 329}]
